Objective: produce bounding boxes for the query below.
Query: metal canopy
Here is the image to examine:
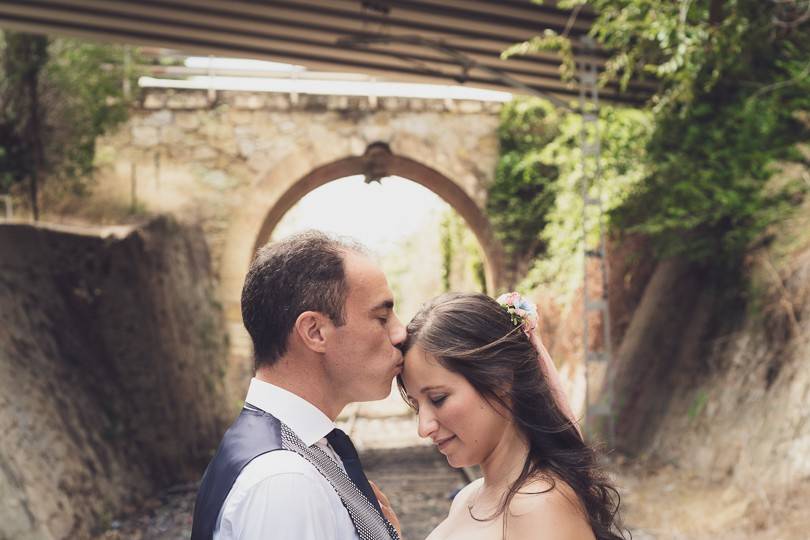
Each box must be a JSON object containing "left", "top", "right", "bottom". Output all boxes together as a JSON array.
[{"left": 0, "top": 0, "right": 650, "bottom": 105}]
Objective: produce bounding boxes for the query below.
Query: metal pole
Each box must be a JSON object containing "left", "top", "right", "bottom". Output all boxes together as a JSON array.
[
  {"left": 1, "top": 195, "right": 12, "bottom": 219},
  {"left": 578, "top": 36, "right": 615, "bottom": 446},
  {"left": 130, "top": 162, "right": 137, "bottom": 213}
]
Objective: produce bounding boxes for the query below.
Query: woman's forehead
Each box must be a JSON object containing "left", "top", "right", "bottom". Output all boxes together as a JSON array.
[{"left": 403, "top": 346, "right": 455, "bottom": 385}]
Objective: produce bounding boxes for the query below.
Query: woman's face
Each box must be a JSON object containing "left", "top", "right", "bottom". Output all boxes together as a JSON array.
[{"left": 401, "top": 344, "right": 510, "bottom": 468}]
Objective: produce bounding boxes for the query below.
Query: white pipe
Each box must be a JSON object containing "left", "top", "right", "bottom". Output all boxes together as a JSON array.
[{"left": 137, "top": 75, "right": 512, "bottom": 102}]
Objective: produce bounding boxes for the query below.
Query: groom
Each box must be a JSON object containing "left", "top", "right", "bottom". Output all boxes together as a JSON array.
[{"left": 191, "top": 231, "right": 406, "bottom": 540}]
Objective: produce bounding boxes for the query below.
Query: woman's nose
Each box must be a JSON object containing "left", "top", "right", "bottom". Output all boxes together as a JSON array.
[{"left": 417, "top": 410, "right": 438, "bottom": 439}]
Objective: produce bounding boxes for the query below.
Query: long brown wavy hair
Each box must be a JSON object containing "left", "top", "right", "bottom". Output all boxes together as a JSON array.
[{"left": 398, "top": 292, "right": 628, "bottom": 540}]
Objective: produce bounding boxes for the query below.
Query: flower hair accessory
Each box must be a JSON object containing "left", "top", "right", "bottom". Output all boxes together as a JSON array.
[{"left": 496, "top": 292, "right": 538, "bottom": 336}]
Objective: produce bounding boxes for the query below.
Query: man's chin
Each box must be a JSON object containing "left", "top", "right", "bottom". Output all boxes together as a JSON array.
[{"left": 356, "top": 384, "right": 393, "bottom": 403}]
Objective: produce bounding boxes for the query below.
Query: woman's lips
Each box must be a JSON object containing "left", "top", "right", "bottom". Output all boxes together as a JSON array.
[{"left": 435, "top": 435, "right": 456, "bottom": 451}]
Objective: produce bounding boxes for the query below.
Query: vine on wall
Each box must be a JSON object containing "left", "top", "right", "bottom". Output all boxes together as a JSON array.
[
  {"left": 495, "top": 0, "right": 809, "bottom": 287},
  {"left": 490, "top": 96, "right": 651, "bottom": 295}
]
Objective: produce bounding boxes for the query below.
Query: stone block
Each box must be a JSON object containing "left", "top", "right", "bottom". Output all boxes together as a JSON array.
[
  {"left": 228, "top": 109, "right": 254, "bottom": 124},
  {"left": 265, "top": 94, "right": 291, "bottom": 110},
  {"left": 193, "top": 145, "right": 218, "bottom": 161},
  {"left": 380, "top": 97, "right": 401, "bottom": 110},
  {"left": 303, "top": 94, "right": 329, "bottom": 110},
  {"left": 160, "top": 125, "right": 185, "bottom": 145},
  {"left": 175, "top": 112, "right": 200, "bottom": 130},
  {"left": 457, "top": 100, "right": 483, "bottom": 114},
  {"left": 200, "top": 169, "right": 231, "bottom": 190},
  {"left": 234, "top": 93, "right": 266, "bottom": 109},
  {"left": 408, "top": 98, "right": 425, "bottom": 111},
  {"left": 131, "top": 125, "right": 159, "bottom": 148},
  {"left": 142, "top": 109, "right": 173, "bottom": 127},
  {"left": 167, "top": 91, "right": 209, "bottom": 109},
  {"left": 143, "top": 92, "right": 167, "bottom": 109},
  {"left": 247, "top": 152, "right": 273, "bottom": 174},
  {"left": 234, "top": 127, "right": 256, "bottom": 158},
  {"left": 327, "top": 95, "right": 349, "bottom": 110}
]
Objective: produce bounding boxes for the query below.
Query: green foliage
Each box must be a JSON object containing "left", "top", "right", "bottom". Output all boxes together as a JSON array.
[
  {"left": 502, "top": 29, "right": 576, "bottom": 82},
  {"left": 440, "top": 213, "right": 453, "bottom": 292},
  {"left": 515, "top": 0, "right": 810, "bottom": 271},
  {"left": 614, "top": 90, "right": 808, "bottom": 265},
  {"left": 0, "top": 33, "right": 48, "bottom": 195},
  {"left": 439, "top": 210, "right": 488, "bottom": 293},
  {"left": 0, "top": 32, "right": 139, "bottom": 197},
  {"left": 520, "top": 103, "right": 652, "bottom": 294},
  {"left": 488, "top": 97, "right": 562, "bottom": 263}
]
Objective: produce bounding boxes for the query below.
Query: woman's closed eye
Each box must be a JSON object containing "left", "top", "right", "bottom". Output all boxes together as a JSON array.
[{"left": 429, "top": 395, "right": 447, "bottom": 406}]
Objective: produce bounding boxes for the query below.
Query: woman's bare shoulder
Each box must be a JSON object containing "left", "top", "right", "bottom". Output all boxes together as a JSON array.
[
  {"left": 448, "top": 477, "right": 484, "bottom": 516},
  {"left": 508, "top": 476, "right": 595, "bottom": 540}
]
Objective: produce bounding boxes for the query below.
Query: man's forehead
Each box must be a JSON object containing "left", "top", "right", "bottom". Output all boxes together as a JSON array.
[{"left": 343, "top": 251, "right": 392, "bottom": 302}]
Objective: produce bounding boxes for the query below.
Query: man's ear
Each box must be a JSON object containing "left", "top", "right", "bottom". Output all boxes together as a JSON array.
[{"left": 293, "top": 311, "right": 330, "bottom": 354}]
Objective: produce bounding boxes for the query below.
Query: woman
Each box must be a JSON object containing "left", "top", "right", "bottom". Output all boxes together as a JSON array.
[{"left": 397, "top": 292, "right": 626, "bottom": 540}]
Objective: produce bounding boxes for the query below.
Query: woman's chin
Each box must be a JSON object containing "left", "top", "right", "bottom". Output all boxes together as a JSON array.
[{"left": 445, "top": 453, "right": 474, "bottom": 469}]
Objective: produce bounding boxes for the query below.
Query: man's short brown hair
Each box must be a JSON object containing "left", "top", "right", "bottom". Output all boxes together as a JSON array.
[{"left": 241, "top": 230, "right": 366, "bottom": 369}]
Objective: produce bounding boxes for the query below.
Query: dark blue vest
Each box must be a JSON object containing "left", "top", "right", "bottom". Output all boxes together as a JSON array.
[{"left": 190, "top": 408, "right": 283, "bottom": 540}]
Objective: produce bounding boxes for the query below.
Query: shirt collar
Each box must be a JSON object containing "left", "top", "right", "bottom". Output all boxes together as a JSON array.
[{"left": 244, "top": 378, "right": 335, "bottom": 446}]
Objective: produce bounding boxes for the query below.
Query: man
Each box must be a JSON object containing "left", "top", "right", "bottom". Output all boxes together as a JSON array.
[{"left": 191, "top": 231, "right": 405, "bottom": 540}]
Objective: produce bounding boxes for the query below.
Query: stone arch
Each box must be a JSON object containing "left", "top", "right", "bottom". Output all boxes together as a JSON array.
[{"left": 251, "top": 143, "right": 505, "bottom": 291}]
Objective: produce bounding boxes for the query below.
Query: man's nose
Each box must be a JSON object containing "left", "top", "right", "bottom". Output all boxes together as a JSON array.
[
  {"left": 390, "top": 313, "right": 406, "bottom": 346},
  {"left": 417, "top": 410, "right": 438, "bottom": 439}
]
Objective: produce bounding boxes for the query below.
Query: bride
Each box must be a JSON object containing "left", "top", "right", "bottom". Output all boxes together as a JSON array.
[{"left": 393, "top": 292, "right": 627, "bottom": 540}]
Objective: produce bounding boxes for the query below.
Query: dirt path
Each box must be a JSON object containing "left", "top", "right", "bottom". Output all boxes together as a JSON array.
[{"left": 611, "top": 458, "right": 810, "bottom": 540}]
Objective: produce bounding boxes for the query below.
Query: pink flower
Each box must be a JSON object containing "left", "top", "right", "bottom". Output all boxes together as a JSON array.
[{"left": 496, "top": 292, "right": 538, "bottom": 336}]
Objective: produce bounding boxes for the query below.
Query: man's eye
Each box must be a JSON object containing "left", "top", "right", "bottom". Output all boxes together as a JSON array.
[{"left": 378, "top": 317, "right": 388, "bottom": 325}]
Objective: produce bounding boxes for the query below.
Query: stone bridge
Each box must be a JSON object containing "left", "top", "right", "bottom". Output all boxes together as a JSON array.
[{"left": 94, "top": 88, "right": 505, "bottom": 382}]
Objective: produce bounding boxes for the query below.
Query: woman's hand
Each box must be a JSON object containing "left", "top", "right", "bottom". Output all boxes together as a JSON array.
[{"left": 370, "top": 480, "right": 402, "bottom": 538}]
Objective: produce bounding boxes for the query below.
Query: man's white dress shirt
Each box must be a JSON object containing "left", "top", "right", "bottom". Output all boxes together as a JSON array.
[{"left": 213, "top": 378, "right": 360, "bottom": 540}]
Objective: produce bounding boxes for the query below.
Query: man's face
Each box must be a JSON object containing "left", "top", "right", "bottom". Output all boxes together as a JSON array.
[{"left": 324, "top": 252, "right": 406, "bottom": 403}]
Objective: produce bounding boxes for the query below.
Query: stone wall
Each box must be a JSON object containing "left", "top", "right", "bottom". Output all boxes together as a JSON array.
[
  {"left": 0, "top": 217, "right": 231, "bottom": 539},
  {"left": 92, "top": 90, "right": 500, "bottom": 277},
  {"left": 611, "top": 248, "right": 810, "bottom": 495},
  {"left": 647, "top": 249, "right": 810, "bottom": 491}
]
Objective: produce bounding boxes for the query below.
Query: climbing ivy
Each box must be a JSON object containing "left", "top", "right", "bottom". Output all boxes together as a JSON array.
[
  {"left": 487, "top": 97, "right": 562, "bottom": 268},
  {"left": 504, "top": 0, "right": 810, "bottom": 273},
  {"left": 517, "top": 103, "right": 652, "bottom": 294},
  {"left": 439, "top": 210, "right": 488, "bottom": 293}
]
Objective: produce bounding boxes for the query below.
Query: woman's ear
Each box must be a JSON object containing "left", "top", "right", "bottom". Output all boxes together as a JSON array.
[{"left": 293, "top": 311, "right": 329, "bottom": 354}]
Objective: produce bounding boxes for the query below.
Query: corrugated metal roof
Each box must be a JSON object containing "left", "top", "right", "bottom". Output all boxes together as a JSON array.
[{"left": 0, "top": 0, "right": 651, "bottom": 105}]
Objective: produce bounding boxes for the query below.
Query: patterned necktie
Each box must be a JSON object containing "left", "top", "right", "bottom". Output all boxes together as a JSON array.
[{"left": 326, "top": 428, "right": 383, "bottom": 516}]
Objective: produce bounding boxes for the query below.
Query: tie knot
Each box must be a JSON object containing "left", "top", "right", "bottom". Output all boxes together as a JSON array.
[{"left": 326, "top": 428, "right": 359, "bottom": 460}]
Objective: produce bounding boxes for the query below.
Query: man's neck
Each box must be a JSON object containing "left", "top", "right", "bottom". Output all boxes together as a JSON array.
[{"left": 255, "top": 363, "right": 347, "bottom": 421}]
